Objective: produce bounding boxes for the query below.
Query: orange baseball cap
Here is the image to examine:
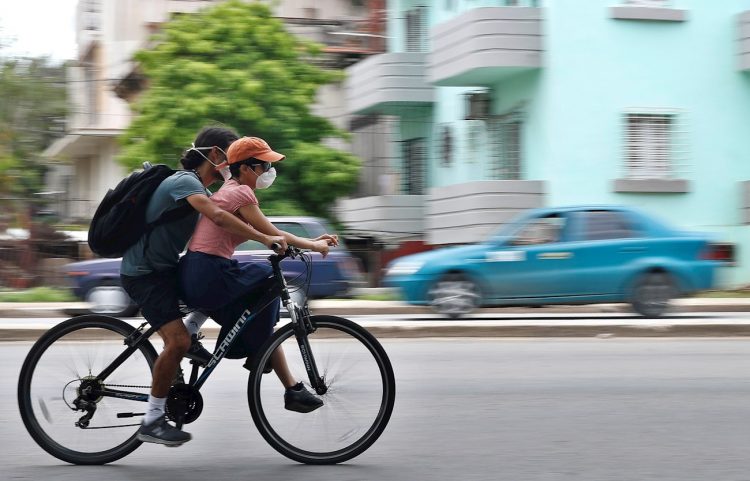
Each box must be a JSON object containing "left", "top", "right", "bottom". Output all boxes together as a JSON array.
[{"left": 227, "top": 137, "right": 285, "bottom": 165}]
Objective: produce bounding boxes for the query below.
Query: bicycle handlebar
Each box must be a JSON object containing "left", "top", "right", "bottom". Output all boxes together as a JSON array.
[{"left": 269, "top": 244, "right": 303, "bottom": 261}]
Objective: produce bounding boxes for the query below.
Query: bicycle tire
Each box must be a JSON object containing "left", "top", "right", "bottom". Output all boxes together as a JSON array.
[
  {"left": 17, "top": 315, "right": 158, "bottom": 465},
  {"left": 247, "top": 315, "right": 395, "bottom": 464}
]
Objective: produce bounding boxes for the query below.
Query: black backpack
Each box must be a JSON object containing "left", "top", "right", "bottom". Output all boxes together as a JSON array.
[{"left": 88, "top": 164, "right": 194, "bottom": 258}]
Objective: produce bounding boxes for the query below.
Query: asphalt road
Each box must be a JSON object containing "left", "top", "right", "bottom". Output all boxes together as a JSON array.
[{"left": 2, "top": 338, "right": 750, "bottom": 481}]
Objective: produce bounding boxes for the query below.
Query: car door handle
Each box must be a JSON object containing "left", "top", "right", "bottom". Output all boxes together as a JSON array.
[
  {"left": 537, "top": 252, "right": 573, "bottom": 260},
  {"left": 620, "top": 247, "right": 646, "bottom": 253}
]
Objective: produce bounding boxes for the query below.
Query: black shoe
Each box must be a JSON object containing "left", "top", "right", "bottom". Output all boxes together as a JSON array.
[
  {"left": 242, "top": 356, "right": 272, "bottom": 374},
  {"left": 284, "top": 382, "right": 323, "bottom": 413},
  {"left": 185, "top": 333, "right": 212, "bottom": 366},
  {"left": 137, "top": 415, "right": 191, "bottom": 446}
]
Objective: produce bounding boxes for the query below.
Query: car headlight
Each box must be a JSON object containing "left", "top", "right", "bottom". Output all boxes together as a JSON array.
[{"left": 387, "top": 261, "right": 425, "bottom": 276}]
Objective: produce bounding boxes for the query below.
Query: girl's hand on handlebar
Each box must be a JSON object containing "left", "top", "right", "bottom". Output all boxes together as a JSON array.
[
  {"left": 314, "top": 234, "right": 339, "bottom": 247},
  {"left": 267, "top": 236, "right": 287, "bottom": 254}
]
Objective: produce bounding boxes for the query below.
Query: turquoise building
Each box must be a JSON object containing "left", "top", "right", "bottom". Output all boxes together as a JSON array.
[{"left": 338, "top": 0, "right": 750, "bottom": 286}]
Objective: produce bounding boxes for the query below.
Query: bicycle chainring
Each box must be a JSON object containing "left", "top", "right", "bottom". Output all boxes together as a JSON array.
[{"left": 165, "top": 383, "right": 203, "bottom": 424}]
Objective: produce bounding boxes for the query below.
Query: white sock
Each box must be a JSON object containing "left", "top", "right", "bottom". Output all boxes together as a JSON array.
[
  {"left": 143, "top": 395, "right": 167, "bottom": 426},
  {"left": 184, "top": 311, "right": 208, "bottom": 336}
]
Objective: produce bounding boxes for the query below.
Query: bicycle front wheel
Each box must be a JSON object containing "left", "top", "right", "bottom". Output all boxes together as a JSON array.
[
  {"left": 247, "top": 315, "right": 395, "bottom": 464},
  {"left": 17, "top": 315, "right": 158, "bottom": 465}
]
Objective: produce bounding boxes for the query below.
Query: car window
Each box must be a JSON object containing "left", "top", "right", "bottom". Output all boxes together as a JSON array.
[
  {"left": 235, "top": 220, "right": 347, "bottom": 251},
  {"left": 582, "top": 211, "right": 638, "bottom": 241},
  {"left": 511, "top": 215, "right": 565, "bottom": 246},
  {"left": 235, "top": 222, "right": 312, "bottom": 251},
  {"left": 273, "top": 222, "right": 310, "bottom": 238}
]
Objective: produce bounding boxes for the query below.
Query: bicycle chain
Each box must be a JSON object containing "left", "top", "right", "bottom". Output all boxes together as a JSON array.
[{"left": 102, "top": 383, "right": 151, "bottom": 389}]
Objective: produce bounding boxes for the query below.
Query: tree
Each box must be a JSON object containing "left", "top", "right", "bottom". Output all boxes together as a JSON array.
[
  {"left": 0, "top": 53, "right": 67, "bottom": 205},
  {"left": 118, "top": 0, "right": 360, "bottom": 217}
]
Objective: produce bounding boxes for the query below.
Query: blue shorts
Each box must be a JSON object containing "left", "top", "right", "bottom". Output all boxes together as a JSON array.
[{"left": 178, "top": 251, "right": 279, "bottom": 358}]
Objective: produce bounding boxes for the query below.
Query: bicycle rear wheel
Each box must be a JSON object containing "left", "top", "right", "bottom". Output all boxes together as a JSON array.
[
  {"left": 247, "top": 315, "right": 395, "bottom": 464},
  {"left": 17, "top": 315, "right": 158, "bottom": 465}
]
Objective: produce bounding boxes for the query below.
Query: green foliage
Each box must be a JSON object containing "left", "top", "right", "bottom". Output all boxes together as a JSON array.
[
  {"left": 0, "top": 56, "right": 66, "bottom": 199},
  {"left": 118, "top": 0, "right": 360, "bottom": 218},
  {"left": 0, "top": 287, "right": 76, "bottom": 303}
]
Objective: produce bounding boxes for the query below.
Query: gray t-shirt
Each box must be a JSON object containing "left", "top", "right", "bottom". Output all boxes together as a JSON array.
[{"left": 120, "top": 171, "right": 207, "bottom": 276}]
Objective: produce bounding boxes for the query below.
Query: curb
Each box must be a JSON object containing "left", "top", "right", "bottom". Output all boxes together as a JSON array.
[
  {"left": 3, "top": 323, "right": 750, "bottom": 342},
  {"left": 3, "top": 301, "right": 750, "bottom": 319}
]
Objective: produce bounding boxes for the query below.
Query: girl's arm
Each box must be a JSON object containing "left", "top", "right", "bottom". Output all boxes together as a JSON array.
[{"left": 237, "top": 204, "right": 338, "bottom": 257}]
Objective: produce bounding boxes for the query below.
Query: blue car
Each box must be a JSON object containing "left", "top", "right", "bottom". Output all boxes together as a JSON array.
[
  {"left": 64, "top": 217, "right": 364, "bottom": 317},
  {"left": 384, "top": 206, "right": 733, "bottom": 318}
]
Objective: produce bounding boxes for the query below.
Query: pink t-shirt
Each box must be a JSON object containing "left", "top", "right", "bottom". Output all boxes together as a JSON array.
[{"left": 188, "top": 179, "right": 258, "bottom": 258}]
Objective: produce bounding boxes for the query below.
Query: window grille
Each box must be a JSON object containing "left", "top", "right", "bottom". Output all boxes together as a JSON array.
[
  {"left": 488, "top": 114, "right": 522, "bottom": 180},
  {"left": 467, "top": 120, "right": 485, "bottom": 163},
  {"left": 623, "top": 111, "right": 686, "bottom": 179},
  {"left": 438, "top": 124, "right": 454, "bottom": 167},
  {"left": 402, "top": 138, "right": 426, "bottom": 195},
  {"left": 405, "top": 7, "right": 427, "bottom": 53}
]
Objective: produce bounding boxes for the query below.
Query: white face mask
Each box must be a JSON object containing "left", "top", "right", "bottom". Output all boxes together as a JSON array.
[
  {"left": 187, "top": 143, "right": 231, "bottom": 181},
  {"left": 253, "top": 167, "right": 276, "bottom": 189}
]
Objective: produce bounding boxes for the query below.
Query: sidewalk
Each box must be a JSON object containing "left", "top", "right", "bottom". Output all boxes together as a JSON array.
[{"left": 1, "top": 298, "right": 750, "bottom": 340}]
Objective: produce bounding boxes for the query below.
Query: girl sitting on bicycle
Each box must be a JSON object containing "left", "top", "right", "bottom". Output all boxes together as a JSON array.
[{"left": 178, "top": 136, "right": 337, "bottom": 413}]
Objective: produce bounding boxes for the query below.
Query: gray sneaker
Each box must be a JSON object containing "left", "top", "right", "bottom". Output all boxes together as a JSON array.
[{"left": 137, "top": 415, "right": 191, "bottom": 446}]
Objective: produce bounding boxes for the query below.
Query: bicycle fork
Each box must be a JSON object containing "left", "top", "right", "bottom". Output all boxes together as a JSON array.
[{"left": 284, "top": 300, "right": 327, "bottom": 395}]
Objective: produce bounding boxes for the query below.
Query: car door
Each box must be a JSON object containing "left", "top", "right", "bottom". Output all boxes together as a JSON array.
[
  {"left": 565, "top": 210, "right": 647, "bottom": 296},
  {"left": 483, "top": 213, "right": 580, "bottom": 300}
]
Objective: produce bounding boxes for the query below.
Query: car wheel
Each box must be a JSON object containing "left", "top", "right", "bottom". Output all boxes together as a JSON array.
[
  {"left": 631, "top": 272, "right": 676, "bottom": 318},
  {"left": 85, "top": 281, "right": 139, "bottom": 318},
  {"left": 428, "top": 273, "right": 481, "bottom": 319}
]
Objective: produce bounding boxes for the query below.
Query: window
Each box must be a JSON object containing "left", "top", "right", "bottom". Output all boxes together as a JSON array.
[
  {"left": 581, "top": 211, "right": 638, "bottom": 241},
  {"left": 488, "top": 117, "right": 522, "bottom": 180},
  {"left": 402, "top": 138, "right": 426, "bottom": 195},
  {"left": 624, "top": 113, "right": 675, "bottom": 179},
  {"left": 405, "top": 7, "right": 427, "bottom": 52},
  {"left": 466, "top": 120, "right": 485, "bottom": 162},
  {"left": 511, "top": 215, "right": 565, "bottom": 246},
  {"left": 236, "top": 223, "right": 309, "bottom": 251}
]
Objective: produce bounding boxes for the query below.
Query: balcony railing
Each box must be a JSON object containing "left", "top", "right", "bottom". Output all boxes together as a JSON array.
[
  {"left": 428, "top": 7, "right": 543, "bottom": 86},
  {"left": 345, "top": 53, "right": 434, "bottom": 115}
]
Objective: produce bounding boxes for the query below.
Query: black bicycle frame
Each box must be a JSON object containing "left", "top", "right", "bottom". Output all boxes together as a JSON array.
[{"left": 89, "top": 249, "right": 324, "bottom": 403}]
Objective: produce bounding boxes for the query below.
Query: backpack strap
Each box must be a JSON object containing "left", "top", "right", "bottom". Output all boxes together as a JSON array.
[
  {"left": 149, "top": 203, "right": 195, "bottom": 229},
  {"left": 142, "top": 203, "right": 196, "bottom": 262}
]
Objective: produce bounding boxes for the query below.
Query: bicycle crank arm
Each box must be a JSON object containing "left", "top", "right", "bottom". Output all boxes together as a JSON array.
[{"left": 116, "top": 412, "right": 145, "bottom": 418}]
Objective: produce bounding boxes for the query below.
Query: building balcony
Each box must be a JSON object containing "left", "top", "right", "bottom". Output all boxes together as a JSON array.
[
  {"left": 426, "top": 181, "right": 545, "bottom": 245},
  {"left": 428, "top": 7, "right": 543, "bottom": 87},
  {"left": 740, "top": 11, "right": 750, "bottom": 71},
  {"left": 336, "top": 195, "right": 426, "bottom": 240},
  {"left": 345, "top": 53, "right": 434, "bottom": 115}
]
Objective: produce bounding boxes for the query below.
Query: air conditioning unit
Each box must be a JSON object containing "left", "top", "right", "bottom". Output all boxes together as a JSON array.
[{"left": 465, "top": 91, "right": 492, "bottom": 120}]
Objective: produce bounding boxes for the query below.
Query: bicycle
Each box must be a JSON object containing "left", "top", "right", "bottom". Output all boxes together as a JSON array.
[{"left": 17, "top": 246, "right": 396, "bottom": 465}]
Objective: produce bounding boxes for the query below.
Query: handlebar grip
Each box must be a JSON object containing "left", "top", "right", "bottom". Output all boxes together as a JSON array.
[{"left": 270, "top": 242, "right": 282, "bottom": 251}]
